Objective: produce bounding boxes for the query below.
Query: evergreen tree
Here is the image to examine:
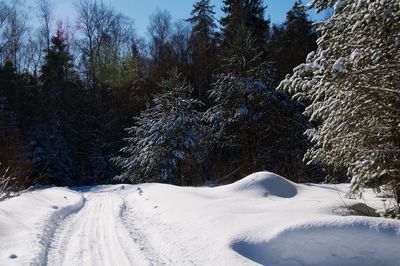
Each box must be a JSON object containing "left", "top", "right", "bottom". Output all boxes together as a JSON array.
[
  {"left": 220, "top": 25, "right": 272, "bottom": 81},
  {"left": 0, "top": 61, "right": 17, "bottom": 109},
  {"left": 0, "top": 95, "right": 31, "bottom": 190},
  {"left": 0, "top": 61, "right": 33, "bottom": 189},
  {"left": 270, "top": 0, "right": 317, "bottom": 84},
  {"left": 0, "top": 96, "right": 15, "bottom": 194},
  {"left": 279, "top": 0, "right": 400, "bottom": 212},
  {"left": 187, "top": 0, "right": 218, "bottom": 103},
  {"left": 41, "top": 30, "right": 75, "bottom": 86},
  {"left": 220, "top": 0, "right": 270, "bottom": 53},
  {"left": 33, "top": 29, "right": 78, "bottom": 185},
  {"left": 114, "top": 72, "right": 208, "bottom": 185},
  {"left": 206, "top": 26, "right": 312, "bottom": 181}
]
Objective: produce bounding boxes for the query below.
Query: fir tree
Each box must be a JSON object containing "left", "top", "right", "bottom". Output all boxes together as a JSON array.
[
  {"left": 279, "top": 0, "right": 400, "bottom": 211},
  {"left": 206, "top": 26, "right": 312, "bottom": 180},
  {"left": 0, "top": 61, "right": 17, "bottom": 110},
  {"left": 0, "top": 95, "right": 31, "bottom": 190},
  {"left": 33, "top": 29, "right": 78, "bottom": 185},
  {"left": 270, "top": 0, "right": 317, "bottom": 84},
  {"left": 41, "top": 30, "right": 75, "bottom": 86},
  {"left": 114, "top": 72, "right": 208, "bottom": 185},
  {"left": 220, "top": 0, "right": 270, "bottom": 53},
  {"left": 187, "top": 0, "right": 218, "bottom": 103}
]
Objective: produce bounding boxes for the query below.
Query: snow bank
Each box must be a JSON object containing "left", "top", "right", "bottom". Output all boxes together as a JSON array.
[
  {"left": 0, "top": 187, "right": 84, "bottom": 265},
  {"left": 121, "top": 171, "right": 400, "bottom": 265},
  {"left": 232, "top": 217, "right": 400, "bottom": 266}
]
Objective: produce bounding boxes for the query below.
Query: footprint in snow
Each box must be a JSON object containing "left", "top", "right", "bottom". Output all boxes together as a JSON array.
[
  {"left": 52, "top": 206, "right": 59, "bottom": 209},
  {"left": 137, "top": 187, "right": 143, "bottom": 196},
  {"left": 9, "top": 254, "right": 17, "bottom": 259}
]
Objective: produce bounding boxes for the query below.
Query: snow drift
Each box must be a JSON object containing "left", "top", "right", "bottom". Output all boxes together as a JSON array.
[
  {"left": 0, "top": 187, "right": 84, "bottom": 265},
  {"left": 120, "top": 172, "right": 400, "bottom": 265},
  {"left": 232, "top": 218, "right": 400, "bottom": 266}
]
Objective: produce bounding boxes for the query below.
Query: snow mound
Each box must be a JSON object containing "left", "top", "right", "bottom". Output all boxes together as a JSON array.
[
  {"left": 232, "top": 219, "right": 400, "bottom": 266},
  {"left": 0, "top": 187, "right": 84, "bottom": 265},
  {"left": 225, "top": 171, "right": 297, "bottom": 198}
]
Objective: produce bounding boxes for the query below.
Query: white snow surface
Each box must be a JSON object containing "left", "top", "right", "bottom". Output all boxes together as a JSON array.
[
  {"left": 1, "top": 172, "right": 400, "bottom": 266},
  {"left": 0, "top": 187, "right": 84, "bottom": 265}
]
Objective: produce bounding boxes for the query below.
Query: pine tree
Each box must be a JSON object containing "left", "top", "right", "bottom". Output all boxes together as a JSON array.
[
  {"left": 0, "top": 95, "right": 31, "bottom": 191},
  {"left": 33, "top": 29, "right": 78, "bottom": 185},
  {"left": 0, "top": 61, "right": 17, "bottom": 109},
  {"left": 220, "top": 25, "right": 272, "bottom": 81},
  {"left": 0, "top": 61, "right": 32, "bottom": 190},
  {"left": 270, "top": 0, "right": 317, "bottom": 84},
  {"left": 206, "top": 26, "right": 312, "bottom": 180},
  {"left": 220, "top": 0, "right": 270, "bottom": 53},
  {"left": 113, "top": 72, "right": 208, "bottom": 185},
  {"left": 279, "top": 0, "right": 400, "bottom": 211},
  {"left": 0, "top": 96, "right": 14, "bottom": 196},
  {"left": 187, "top": 0, "right": 218, "bottom": 103},
  {"left": 41, "top": 30, "right": 75, "bottom": 87}
]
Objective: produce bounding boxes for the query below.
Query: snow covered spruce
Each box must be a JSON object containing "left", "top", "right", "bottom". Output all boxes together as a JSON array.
[
  {"left": 279, "top": 0, "right": 400, "bottom": 214},
  {"left": 113, "top": 72, "right": 208, "bottom": 185}
]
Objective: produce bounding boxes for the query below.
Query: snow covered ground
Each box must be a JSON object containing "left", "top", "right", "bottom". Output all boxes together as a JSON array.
[
  {"left": 0, "top": 187, "right": 84, "bottom": 265},
  {"left": 1, "top": 172, "right": 400, "bottom": 266}
]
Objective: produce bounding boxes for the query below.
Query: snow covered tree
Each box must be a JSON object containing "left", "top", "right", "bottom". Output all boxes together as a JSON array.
[
  {"left": 113, "top": 72, "right": 208, "bottom": 185},
  {"left": 206, "top": 25, "right": 312, "bottom": 181},
  {"left": 279, "top": 0, "right": 400, "bottom": 210},
  {"left": 205, "top": 27, "right": 271, "bottom": 160}
]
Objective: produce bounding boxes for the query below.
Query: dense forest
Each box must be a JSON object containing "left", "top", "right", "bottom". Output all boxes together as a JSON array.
[{"left": 0, "top": 0, "right": 399, "bottom": 215}]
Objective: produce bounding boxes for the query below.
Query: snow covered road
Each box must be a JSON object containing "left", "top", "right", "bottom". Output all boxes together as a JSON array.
[{"left": 45, "top": 192, "right": 153, "bottom": 266}]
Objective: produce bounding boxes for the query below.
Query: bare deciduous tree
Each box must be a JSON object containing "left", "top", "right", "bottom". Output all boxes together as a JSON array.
[
  {"left": 0, "top": 0, "right": 24, "bottom": 67},
  {"left": 74, "top": 0, "right": 136, "bottom": 89},
  {"left": 37, "top": 0, "right": 52, "bottom": 51}
]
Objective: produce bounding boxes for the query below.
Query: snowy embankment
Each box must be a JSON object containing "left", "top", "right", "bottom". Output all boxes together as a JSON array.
[
  {"left": 1, "top": 172, "right": 400, "bottom": 266},
  {"left": 121, "top": 172, "right": 400, "bottom": 266},
  {"left": 0, "top": 187, "right": 84, "bottom": 265}
]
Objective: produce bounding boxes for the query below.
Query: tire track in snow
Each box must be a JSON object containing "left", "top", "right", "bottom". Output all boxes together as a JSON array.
[
  {"left": 120, "top": 196, "right": 168, "bottom": 266},
  {"left": 45, "top": 192, "right": 151, "bottom": 266}
]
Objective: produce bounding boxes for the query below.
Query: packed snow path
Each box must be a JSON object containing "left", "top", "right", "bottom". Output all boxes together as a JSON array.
[{"left": 45, "top": 191, "right": 160, "bottom": 266}]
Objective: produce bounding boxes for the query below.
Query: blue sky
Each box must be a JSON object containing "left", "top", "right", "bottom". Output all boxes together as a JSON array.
[{"left": 25, "top": 0, "right": 326, "bottom": 37}]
